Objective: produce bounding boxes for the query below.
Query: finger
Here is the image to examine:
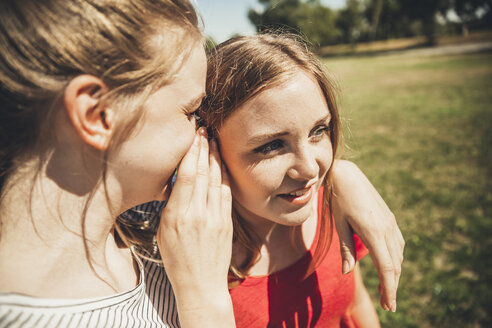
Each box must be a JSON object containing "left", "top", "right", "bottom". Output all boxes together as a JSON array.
[
  {"left": 164, "top": 132, "right": 200, "bottom": 214},
  {"left": 192, "top": 128, "right": 209, "bottom": 212},
  {"left": 389, "top": 231, "right": 404, "bottom": 268},
  {"left": 380, "top": 209, "right": 403, "bottom": 310},
  {"left": 388, "top": 233, "right": 403, "bottom": 305},
  {"left": 398, "top": 225, "right": 405, "bottom": 249},
  {"left": 207, "top": 139, "right": 222, "bottom": 216},
  {"left": 360, "top": 176, "right": 402, "bottom": 311},
  {"left": 369, "top": 240, "right": 397, "bottom": 311},
  {"left": 333, "top": 211, "right": 357, "bottom": 274},
  {"left": 220, "top": 161, "right": 232, "bottom": 225}
]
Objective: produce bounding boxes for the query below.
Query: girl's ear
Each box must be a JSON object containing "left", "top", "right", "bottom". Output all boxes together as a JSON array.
[{"left": 64, "top": 75, "right": 114, "bottom": 150}]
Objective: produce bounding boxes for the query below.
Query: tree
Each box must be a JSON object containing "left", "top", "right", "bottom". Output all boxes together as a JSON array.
[
  {"left": 453, "top": 0, "right": 492, "bottom": 33},
  {"left": 298, "top": 3, "right": 337, "bottom": 46},
  {"left": 248, "top": 0, "right": 304, "bottom": 34},
  {"left": 400, "top": 0, "right": 451, "bottom": 45},
  {"left": 248, "top": 0, "right": 338, "bottom": 46},
  {"left": 336, "top": 0, "right": 365, "bottom": 44},
  {"left": 367, "top": 0, "right": 383, "bottom": 40},
  {"left": 365, "top": 0, "right": 417, "bottom": 40}
]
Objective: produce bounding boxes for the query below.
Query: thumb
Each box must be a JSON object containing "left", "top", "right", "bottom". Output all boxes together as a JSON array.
[{"left": 334, "top": 215, "right": 357, "bottom": 274}]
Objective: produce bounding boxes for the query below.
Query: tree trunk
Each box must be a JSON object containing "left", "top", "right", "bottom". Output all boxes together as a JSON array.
[
  {"left": 423, "top": 14, "right": 437, "bottom": 46},
  {"left": 370, "top": 0, "right": 383, "bottom": 41}
]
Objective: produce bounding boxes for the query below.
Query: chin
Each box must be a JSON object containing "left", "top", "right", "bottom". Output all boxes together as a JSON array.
[
  {"left": 275, "top": 208, "right": 313, "bottom": 227},
  {"left": 273, "top": 196, "right": 316, "bottom": 226}
]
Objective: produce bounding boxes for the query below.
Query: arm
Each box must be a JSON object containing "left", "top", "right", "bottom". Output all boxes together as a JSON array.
[
  {"left": 351, "top": 263, "right": 381, "bottom": 328},
  {"left": 332, "top": 159, "right": 404, "bottom": 312},
  {"left": 157, "top": 130, "right": 235, "bottom": 327}
]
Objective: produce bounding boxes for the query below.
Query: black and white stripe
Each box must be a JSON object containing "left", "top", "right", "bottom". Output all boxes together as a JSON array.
[{"left": 0, "top": 256, "right": 180, "bottom": 328}]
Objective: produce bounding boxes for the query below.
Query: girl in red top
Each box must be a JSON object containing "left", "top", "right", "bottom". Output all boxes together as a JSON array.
[{"left": 200, "top": 34, "right": 381, "bottom": 327}]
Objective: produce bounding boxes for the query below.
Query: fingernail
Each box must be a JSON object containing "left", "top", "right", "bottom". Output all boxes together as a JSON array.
[
  {"left": 198, "top": 127, "right": 207, "bottom": 137},
  {"left": 391, "top": 300, "right": 397, "bottom": 312},
  {"left": 342, "top": 260, "right": 350, "bottom": 274}
]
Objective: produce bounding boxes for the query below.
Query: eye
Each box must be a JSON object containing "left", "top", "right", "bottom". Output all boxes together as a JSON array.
[
  {"left": 254, "top": 139, "right": 284, "bottom": 155},
  {"left": 187, "top": 112, "right": 202, "bottom": 123},
  {"left": 183, "top": 97, "right": 205, "bottom": 123},
  {"left": 310, "top": 125, "right": 330, "bottom": 140}
]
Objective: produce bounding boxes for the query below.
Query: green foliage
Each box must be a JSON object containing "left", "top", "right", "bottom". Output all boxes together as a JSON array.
[
  {"left": 297, "top": 3, "right": 337, "bottom": 46},
  {"left": 248, "top": 0, "right": 338, "bottom": 46},
  {"left": 364, "top": 0, "right": 421, "bottom": 40},
  {"left": 247, "top": 0, "right": 492, "bottom": 46},
  {"left": 324, "top": 52, "right": 492, "bottom": 327},
  {"left": 454, "top": 0, "right": 492, "bottom": 22},
  {"left": 204, "top": 36, "right": 217, "bottom": 52},
  {"left": 248, "top": 0, "right": 303, "bottom": 33},
  {"left": 454, "top": 0, "right": 492, "bottom": 30},
  {"left": 401, "top": 0, "right": 451, "bottom": 44},
  {"left": 336, "top": 0, "right": 365, "bottom": 44}
]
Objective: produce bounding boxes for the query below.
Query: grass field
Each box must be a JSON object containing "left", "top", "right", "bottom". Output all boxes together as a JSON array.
[{"left": 322, "top": 51, "right": 492, "bottom": 327}]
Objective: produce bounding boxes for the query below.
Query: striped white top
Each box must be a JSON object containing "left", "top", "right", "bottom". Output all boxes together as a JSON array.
[{"left": 0, "top": 256, "right": 180, "bottom": 328}]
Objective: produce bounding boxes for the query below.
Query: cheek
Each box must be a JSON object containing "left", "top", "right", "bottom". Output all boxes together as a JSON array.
[
  {"left": 228, "top": 156, "right": 287, "bottom": 201},
  {"left": 163, "top": 122, "right": 196, "bottom": 166},
  {"left": 318, "top": 142, "right": 334, "bottom": 176}
]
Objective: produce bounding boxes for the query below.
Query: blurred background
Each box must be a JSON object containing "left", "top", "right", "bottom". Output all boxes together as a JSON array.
[{"left": 196, "top": 1, "right": 492, "bottom": 327}]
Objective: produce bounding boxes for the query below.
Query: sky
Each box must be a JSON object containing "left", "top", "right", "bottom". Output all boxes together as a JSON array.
[{"left": 194, "top": 0, "right": 347, "bottom": 43}]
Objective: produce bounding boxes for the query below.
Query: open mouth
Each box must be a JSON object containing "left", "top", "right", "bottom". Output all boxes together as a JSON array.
[{"left": 278, "top": 185, "right": 314, "bottom": 205}]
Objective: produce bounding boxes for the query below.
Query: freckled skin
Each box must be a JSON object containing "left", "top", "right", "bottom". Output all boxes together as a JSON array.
[
  {"left": 111, "top": 44, "right": 206, "bottom": 207},
  {"left": 218, "top": 71, "right": 333, "bottom": 232}
]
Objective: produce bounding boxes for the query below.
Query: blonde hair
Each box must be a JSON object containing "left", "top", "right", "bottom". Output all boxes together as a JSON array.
[
  {"left": 0, "top": 0, "right": 201, "bottom": 258},
  {"left": 200, "top": 33, "right": 342, "bottom": 285}
]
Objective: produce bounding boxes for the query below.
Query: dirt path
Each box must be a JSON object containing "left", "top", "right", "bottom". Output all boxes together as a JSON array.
[{"left": 382, "top": 40, "right": 492, "bottom": 57}]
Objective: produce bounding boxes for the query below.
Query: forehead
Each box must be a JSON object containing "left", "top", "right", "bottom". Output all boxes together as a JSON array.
[
  {"left": 220, "top": 71, "right": 329, "bottom": 137},
  {"left": 169, "top": 43, "right": 207, "bottom": 96},
  {"left": 141, "top": 43, "right": 206, "bottom": 118}
]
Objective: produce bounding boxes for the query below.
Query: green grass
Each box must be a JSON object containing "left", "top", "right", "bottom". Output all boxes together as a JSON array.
[{"left": 322, "top": 52, "right": 492, "bottom": 328}]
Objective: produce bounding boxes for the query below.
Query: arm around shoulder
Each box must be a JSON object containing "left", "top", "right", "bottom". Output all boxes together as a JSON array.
[{"left": 331, "top": 159, "right": 404, "bottom": 311}]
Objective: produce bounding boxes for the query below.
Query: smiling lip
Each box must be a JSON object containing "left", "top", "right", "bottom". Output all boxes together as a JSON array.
[{"left": 278, "top": 184, "right": 314, "bottom": 205}]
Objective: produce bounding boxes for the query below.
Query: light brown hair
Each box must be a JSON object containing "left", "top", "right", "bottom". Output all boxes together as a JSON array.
[
  {"left": 0, "top": 0, "right": 201, "bottom": 259},
  {"left": 199, "top": 33, "right": 342, "bottom": 285}
]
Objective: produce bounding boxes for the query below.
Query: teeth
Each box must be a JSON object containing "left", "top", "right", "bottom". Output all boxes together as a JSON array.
[{"left": 288, "top": 189, "right": 307, "bottom": 196}]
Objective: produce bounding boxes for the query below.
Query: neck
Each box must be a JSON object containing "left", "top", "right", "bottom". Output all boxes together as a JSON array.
[
  {"left": 231, "top": 199, "right": 318, "bottom": 276},
  {"left": 0, "top": 159, "right": 136, "bottom": 297},
  {"left": 2, "top": 162, "right": 114, "bottom": 245}
]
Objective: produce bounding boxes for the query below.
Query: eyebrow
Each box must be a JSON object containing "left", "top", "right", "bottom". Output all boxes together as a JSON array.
[
  {"left": 246, "top": 113, "right": 332, "bottom": 146},
  {"left": 247, "top": 131, "right": 289, "bottom": 146},
  {"left": 314, "top": 113, "right": 332, "bottom": 126},
  {"left": 184, "top": 92, "right": 206, "bottom": 111}
]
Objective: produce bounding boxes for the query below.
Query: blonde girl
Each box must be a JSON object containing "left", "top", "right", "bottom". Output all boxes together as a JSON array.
[{"left": 0, "top": 1, "right": 234, "bottom": 327}]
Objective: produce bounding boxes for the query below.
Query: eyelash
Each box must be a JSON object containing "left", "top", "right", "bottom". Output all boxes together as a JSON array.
[
  {"left": 186, "top": 112, "right": 199, "bottom": 121},
  {"left": 254, "top": 140, "right": 284, "bottom": 155},
  {"left": 253, "top": 124, "right": 331, "bottom": 155},
  {"left": 311, "top": 124, "right": 330, "bottom": 139},
  {"left": 184, "top": 108, "right": 204, "bottom": 126}
]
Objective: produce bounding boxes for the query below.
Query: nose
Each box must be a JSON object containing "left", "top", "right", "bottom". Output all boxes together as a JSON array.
[{"left": 287, "top": 144, "right": 319, "bottom": 181}]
